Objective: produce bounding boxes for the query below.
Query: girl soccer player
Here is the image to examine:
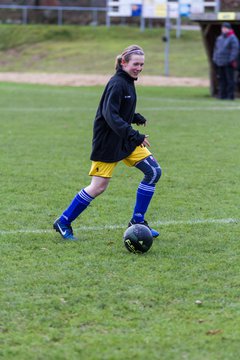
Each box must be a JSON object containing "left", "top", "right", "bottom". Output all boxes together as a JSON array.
[{"left": 54, "top": 45, "right": 162, "bottom": 240}]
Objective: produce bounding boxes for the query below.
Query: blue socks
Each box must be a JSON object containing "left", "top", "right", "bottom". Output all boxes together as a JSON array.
[
  {"left": 60, "top": 189, "right": 94, "bottom": 225},
  {"left": 59, "top": 182, "right": 155, "bottom": 225},
  {"left": 132, "top": 182, "right": 155, "bottom": 222}
]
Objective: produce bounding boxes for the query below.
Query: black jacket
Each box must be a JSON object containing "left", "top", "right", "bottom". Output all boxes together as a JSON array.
[{"left": 90, "top": 69, "right": 145, "bottom": 162}]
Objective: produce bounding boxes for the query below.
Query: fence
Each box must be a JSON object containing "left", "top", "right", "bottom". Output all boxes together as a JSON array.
[
  {"left": 0, "top": 2, "right": 220, "bottom": 27},
  {"left": 0, "top": 5, "right": 110, "bottom": 26}
]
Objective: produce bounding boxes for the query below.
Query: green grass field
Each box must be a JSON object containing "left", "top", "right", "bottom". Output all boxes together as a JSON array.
[
  {"left": 1, "top": 82, "right": 240, "bottom": 360},
  {"left": 0, "top": 25, "right": 208, "bottom": 77}
]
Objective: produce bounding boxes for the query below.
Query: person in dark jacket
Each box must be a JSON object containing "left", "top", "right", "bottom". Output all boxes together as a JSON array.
[
  {"left": 53, "top": 45, "right": 162, "bottom": 240},
  {"left": 213, "top": 22, "right": 239, "bottom": 99}
]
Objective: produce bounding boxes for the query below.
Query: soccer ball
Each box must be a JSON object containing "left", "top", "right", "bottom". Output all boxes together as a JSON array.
[{"left": 123, "top": 224, "right": 153, "bottom": 254}]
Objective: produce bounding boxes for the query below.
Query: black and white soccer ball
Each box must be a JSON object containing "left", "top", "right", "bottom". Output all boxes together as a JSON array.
[{"left": 123, "top": 224, "right": 153, "bottom": 254}]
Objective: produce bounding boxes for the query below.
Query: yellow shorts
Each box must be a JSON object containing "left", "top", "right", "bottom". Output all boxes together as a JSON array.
[{"left": 89, "top": 146, "right": 151, "bottom": 178}]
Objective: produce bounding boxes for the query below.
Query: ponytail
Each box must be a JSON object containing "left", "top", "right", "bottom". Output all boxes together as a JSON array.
[{"left": 115, "top": 54, "right": 122, "bottom": 70}]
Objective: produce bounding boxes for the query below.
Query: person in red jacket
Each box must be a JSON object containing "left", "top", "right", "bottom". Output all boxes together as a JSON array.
[
  {"left": 53, "top": 45, "right": 162, "bottom": 241},
  {"left": 213, "top": 22, "right": 239, "bottom": 99}
]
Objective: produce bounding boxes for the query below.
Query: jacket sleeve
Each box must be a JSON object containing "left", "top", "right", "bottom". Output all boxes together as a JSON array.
[
  {"left": 102, "top": 82, "right": 145, "bottom": 145},
  {"left": 229, "top": 36, "right": 239, "bottom": 63}
]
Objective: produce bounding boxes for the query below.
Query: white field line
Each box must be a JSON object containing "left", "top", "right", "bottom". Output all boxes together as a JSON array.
[
  {"left": 1, "top": 106, "right": 240, "bottom": 113},
  {"left": 141, "top": 97, "right": 240, "bottom": 104},
  {"left": 0, "top": 218, "right": 238, "bottom": 236},
  {"left": 141, "top": 107, "right": 240, "bottom": 111},
  {"left": 0, "top": 108, "right": 93, "bottom": 112}
]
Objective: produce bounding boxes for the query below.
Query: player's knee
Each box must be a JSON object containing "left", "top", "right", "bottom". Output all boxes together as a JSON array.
[
  {"left": 95, "top": 183, "right": 108, "bottom": 196},
  {"left": 86, "top": 178, "right": 109, "bottom": 197},
  {"left": 136, "top": 156, "right": 162, "bottom": 185},
  {"left": 142, "top": 166, "right": 161, "bottom": 184},
  {"left": 99, "top": 184, "right": 107, "bottom": 194},
  {"left": 144, "top": 164, "right": 162, "bottom": 184}
]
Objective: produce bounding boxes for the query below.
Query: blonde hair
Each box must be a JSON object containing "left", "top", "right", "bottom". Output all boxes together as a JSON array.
[{"left": 115, "top": 45, "right": 144, "bottom": 70}]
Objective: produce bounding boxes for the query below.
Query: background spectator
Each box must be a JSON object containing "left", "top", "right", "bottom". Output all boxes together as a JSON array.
[{"left": 213, "top": 22, "right": 239, "bottom": 100}]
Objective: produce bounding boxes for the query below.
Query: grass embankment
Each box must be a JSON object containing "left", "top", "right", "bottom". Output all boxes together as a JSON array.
[{"left": 0, "top": 25, "right": 208, "bottom": 77}]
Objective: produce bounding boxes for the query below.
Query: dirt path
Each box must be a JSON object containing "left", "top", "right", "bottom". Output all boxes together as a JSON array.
[{"left": 0, "top": 72, "right": 209, "bottom": 87}]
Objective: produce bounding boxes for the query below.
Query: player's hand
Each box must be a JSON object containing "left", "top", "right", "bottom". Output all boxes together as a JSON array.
[
  {"left": 134, "top": 113, "right": 147, "bottom": 126},
  {"left": 141, "top": 135, "right": 150, "bottom": 147}
]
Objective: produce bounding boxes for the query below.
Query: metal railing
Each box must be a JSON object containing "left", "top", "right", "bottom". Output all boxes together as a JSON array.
[
  {"left": 0, "top": 5, "right": 110, "bottom": 26},
  {"left": 0, "top": 2, "right": 221, "bottom": 28}
]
